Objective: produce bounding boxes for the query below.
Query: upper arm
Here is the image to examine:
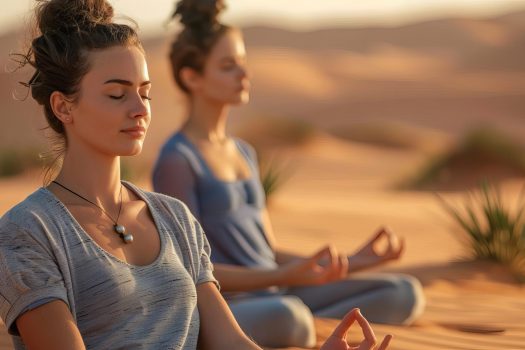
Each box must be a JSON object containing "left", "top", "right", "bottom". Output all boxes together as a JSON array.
[
  {"left": 153, "top": 152, "right": 200, "bottom": 217},
  {"left": 0, "top": 220, "right": 69, "bottom": 336},
  {"left": 261, "top": 208, "right": 277, "bottom": 250},
  {"left": 17, "top": 300, "right": 85, "bottom": 350},
  {"left": 261, "top": 210, "right": 305, "bottom": 264},
  {"left": 237, "top": 140, "right": 274, "bottom": 249}
]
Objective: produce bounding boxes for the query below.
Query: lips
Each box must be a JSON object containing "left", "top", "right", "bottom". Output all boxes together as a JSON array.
[
  {"left": 121, "top": 125, "right": 146, "bottom": 138},
  {"left": 237, "top": 79, "right": 250, "bottom": 92},
  {"left": 241, "top": 81, "right": 251, "bottom": 91},
  {"left": 237, "top": 84, "right": 250, "bottom": 93}
]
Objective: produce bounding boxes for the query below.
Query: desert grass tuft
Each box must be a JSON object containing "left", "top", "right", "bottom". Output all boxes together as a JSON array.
[
  {"left": 402, "top": 128, "right": 525, "bottom": 190},
  {"left": 0, "top": 149, "right": 41, "bottom": 177},
  {"left": 439, "top": 181, "right": 525, "bottom": 283},
  {"left": 259, "top": 156, "right": 293, "bottom": 200}
]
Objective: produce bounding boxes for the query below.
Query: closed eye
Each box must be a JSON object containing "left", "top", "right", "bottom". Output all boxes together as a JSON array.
[
  {"left": 141, "top": 95, "right": 152, "bottom": 101},
  {"left": 109, "top": 95, "right": 124, "bottom": 100},
  {"left": 221, "top": 64, "right": 236, "bottom": 71}
]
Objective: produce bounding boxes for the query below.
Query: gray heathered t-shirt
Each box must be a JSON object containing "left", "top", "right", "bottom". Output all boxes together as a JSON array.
[{"left": 0, "top": 182, "right": 217, "bottom": 349}]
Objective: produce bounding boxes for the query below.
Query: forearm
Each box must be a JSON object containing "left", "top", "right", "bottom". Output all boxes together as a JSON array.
[
  {"left": 197, "top": 283, "right": 262, "bottom": 350},
  {"left": 275, "top": 249, "right": 304, "bottom": 265},
  {"left": 348, "top": 255, "right": 368, "bottom": 273},
  {"left": 347, "top": 254, "right": 367, "bottom": 273},
  {"left": 214, "top": 264, "right": 286, "bottom": 292},
  {"left": 236, "top": 339, "right": 262, "bottom": 350},
  {"left": 216, "top": 336, "right": 262, "bottom": 350},
  {"left": 347, "top": 253, "right": 393, "bottom": 273},
  {"left": 200, "top": 330, "right": 261, "bottom": 350},
  {"left": 17, "top": 300, "right": 86, "bottom": 350}
]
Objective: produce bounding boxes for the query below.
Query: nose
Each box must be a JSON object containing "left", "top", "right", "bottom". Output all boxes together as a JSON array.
[
  {"left": 238, "top": 65, "right": 249, "bottom": 80},
  {"left": 129, "top": 92, "right": 150, "bottom": 119}
]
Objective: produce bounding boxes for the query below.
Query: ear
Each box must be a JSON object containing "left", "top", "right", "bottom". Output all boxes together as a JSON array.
[
  {"left": 50, "top": 91, "right": 74, "bottom": 124},
  {"left": 180, "top": 67, "right": 202, "bottom": 93}
]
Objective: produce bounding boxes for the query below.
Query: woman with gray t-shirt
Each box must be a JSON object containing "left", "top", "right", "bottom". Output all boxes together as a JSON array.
[
  {"left": 0, "top": 0, "right": 235, "bottom": 348},
  {"left": 0, "top": 0, "right": 391, "bottom": 349}
]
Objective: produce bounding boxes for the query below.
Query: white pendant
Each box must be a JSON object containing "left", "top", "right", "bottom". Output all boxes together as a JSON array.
[
  {"left": 113, "top": 224, "right": 133, "bottom": 244},
  {"left": 123, "top": 233, "right": 134, "bottom": 244},
  {"left": 114, "top": 224, "right": 126, "bottom": 234}
]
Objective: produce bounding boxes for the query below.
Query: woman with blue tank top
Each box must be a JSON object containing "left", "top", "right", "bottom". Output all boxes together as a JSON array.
[{"left": 153, "top": 1, "right": 424, "bottom": 348}]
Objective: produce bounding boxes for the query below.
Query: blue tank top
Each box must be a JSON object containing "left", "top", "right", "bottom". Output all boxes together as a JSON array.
[{"left": 153, "top": 132, "right": 277, "bottom": 271}]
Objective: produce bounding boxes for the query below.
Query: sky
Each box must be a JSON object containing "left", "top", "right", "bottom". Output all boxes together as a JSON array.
[{"left": 1, "top": 0, "right": 525, "bottom": 36}]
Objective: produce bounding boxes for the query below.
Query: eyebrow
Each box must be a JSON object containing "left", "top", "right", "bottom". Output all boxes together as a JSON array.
[
  {"left": 104, "top": 79, "right": 151, "bottom": 87},
  {"left": 220, "top": 56, "right": 246, "bottom": 64}
]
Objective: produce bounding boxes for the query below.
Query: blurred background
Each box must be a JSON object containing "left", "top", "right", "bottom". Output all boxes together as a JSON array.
[
  {"left": 1, "top": 0, "right": 525, "bottom": 187},
  {"left": 1, "top": 2, "right": 525, "bottom": 349}
]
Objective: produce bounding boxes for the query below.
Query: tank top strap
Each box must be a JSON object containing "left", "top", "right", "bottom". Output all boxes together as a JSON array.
[
  {"left": 173, "top": 133, "right": 212, "bottom": 178},
  {"left": 234, "top": 138, "right": 259, "bottom": 171}
]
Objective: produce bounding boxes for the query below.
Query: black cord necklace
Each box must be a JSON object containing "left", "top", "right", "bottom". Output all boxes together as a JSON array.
[{"left": 52, "top": 181, "right": 134, "bottom": 244}]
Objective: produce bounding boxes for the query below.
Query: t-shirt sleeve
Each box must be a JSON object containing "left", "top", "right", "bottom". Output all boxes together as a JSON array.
[
  {"left": 0, "top": 220, "right": 68, "bottom": 335},
  {"left": 193, "top": 218, "right": 219, "bottom": 289}
]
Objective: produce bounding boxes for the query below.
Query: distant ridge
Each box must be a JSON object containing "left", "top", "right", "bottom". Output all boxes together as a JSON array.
[{"left": 0, "top": 8, "right": 524, "bottom": 165}]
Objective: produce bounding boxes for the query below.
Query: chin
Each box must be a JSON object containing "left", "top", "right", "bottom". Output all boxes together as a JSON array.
[
  {"left": 120, "top": 143, "right": 144, "bottom": 156},
  {"left": 128, "top": 149, "right": 143, "bottom": 156},
  {"left": 232, "top": 92, "right": 250, "bottom": 105},
  {"left": 240, "top": 93, "right": 250, "bottom": 104}
]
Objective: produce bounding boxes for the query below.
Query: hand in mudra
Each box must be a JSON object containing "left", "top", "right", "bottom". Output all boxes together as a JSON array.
[
  {"left": 320, "top": 309, "right": 392, "bottom": 350},
  {"left": 281, "top": 245, "right": 349, "bottom": 286},
  {"left": 348, "top": 227, "right": 404, "bottom": 272}
]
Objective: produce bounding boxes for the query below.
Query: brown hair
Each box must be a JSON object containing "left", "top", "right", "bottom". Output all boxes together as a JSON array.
[
  {"left": 169, "top": 0, "right": 230, "bottom": 93},
  {"left": 12, "top": 0, "right": 143, "bottom": 182},
  {"left": 18, "top": 0, "right": 143, "bottom": 135}
]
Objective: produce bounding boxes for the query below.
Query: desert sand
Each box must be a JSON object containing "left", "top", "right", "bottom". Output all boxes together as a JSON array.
[
  {"left": 1, "top": 133, "right": 524, "bottom": 350},
  {"left": 1, "top": 8, "right": 525, "bottom": 350}
]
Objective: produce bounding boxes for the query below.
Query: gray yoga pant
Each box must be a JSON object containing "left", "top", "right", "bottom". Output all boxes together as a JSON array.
[{"left": 228, "top": 273, "right": 425, "bottom": 348}]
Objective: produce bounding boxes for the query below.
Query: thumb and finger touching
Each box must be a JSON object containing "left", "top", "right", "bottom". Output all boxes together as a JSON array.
[{"left": 328, "top": 309, "right": 393, "bottom": 350}]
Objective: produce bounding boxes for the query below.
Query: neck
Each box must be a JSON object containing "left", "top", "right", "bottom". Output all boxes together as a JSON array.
[
  {"left": 182, "top": 94, "right": 230, "bottom": 142},
  {"left": 54, "top": 141, "right": 121, "bottom": 203}
]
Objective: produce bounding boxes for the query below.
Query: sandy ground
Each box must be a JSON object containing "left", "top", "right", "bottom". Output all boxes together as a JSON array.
[{"left": 1, "top": 134, "right": 524, "bottom": 349}]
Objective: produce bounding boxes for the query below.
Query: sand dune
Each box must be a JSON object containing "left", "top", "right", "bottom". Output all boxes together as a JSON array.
[
  {"left": 2, "top": 9, "right": 525, "bottom": 163},
  {"left": 248, "top": 47, "right": 338, "bottom": 100},
  {"left": 326, "top": 46, "right": 455, "bottom": 81}
]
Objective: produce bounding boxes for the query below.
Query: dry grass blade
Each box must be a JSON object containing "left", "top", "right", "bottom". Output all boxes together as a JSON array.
[{"left": 439, "top": 181, "right": 525, "bottom": 283}]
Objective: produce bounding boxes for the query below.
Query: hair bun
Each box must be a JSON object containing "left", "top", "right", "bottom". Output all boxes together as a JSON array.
[
  {"left": 36, "top": 0, "right": 114, "bottom": 35},
  {"left": 173, "top": 0, "right": 226, "bottom": 32}
]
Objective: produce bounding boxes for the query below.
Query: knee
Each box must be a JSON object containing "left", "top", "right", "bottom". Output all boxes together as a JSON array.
[
  {"left": 384, "top": 275, "right": 426, "bottom": 325},
  {"left": 269, "top": 296, "right": 316, "bottom": 348}
]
